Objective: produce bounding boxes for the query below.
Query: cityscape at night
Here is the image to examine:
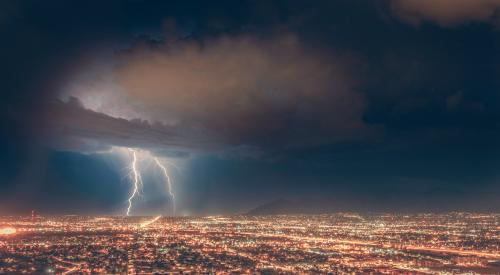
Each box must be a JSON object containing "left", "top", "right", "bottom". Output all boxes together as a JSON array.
[
  {"left": 1, "top": 213, "right": 499, "bottom": 274},
  {"left": 1, "top": 0, "right": 500, "bottom": 273}
]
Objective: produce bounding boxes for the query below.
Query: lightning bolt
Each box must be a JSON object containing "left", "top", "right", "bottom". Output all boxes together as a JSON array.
[
  {"left": 126, "top": 149, "right": 142, "bottom": 216},
  {"left": 154, "top": 158, "right": 175, "bottom": 216}
]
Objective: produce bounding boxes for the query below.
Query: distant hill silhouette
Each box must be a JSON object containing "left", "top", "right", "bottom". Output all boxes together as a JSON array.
[{"left": 245, "top": 199, "right": 306, "bottom": 215}]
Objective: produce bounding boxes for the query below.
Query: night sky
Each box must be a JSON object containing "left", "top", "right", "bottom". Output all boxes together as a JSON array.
[{"left": 1, "top": 0, "right": 499, "bottom": 215}]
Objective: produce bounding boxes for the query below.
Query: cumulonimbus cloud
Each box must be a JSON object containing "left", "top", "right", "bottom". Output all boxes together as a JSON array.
[
  {"left": 51, "top": 34, "right": 375, "bottom": 154},
  {"left": 390, "top": 0, "right": 500, "bottom": 27},
  {"left": 113, "top": 34, "right": 371, "bottom": 148}
]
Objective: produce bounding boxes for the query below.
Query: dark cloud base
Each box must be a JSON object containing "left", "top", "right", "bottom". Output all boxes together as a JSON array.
[{"left": 38, "top": 97, "right": 212, "bottom": 153}]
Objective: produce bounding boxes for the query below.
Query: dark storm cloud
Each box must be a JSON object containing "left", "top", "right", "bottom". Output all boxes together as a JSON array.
[
  {"left": 389, "top": 0, "right": 500, "bottom": 27},
  {"left": 112, "top": 34, "right": 373, "bottom": 149},
  {"left": 37, "top": 33, "right": 375, "bottom": 155}
]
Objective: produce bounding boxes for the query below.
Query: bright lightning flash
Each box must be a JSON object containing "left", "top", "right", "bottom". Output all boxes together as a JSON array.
[
  {"left": 126, "top": 149, "right": 142, "bottom": 216},
  {"left": 154, "top": 158, "right": 176, "bottom": 216}
]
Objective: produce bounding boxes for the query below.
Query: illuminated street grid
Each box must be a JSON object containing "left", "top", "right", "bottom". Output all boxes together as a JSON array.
[{"left": 0, "top": 213, "right": 499, "bottom": 274}]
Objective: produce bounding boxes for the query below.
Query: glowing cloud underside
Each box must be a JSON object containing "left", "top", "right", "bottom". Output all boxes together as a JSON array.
[
  {"left": 154, "top": 158, "right": 175, "bottom": 216},
  {"left": 126, "top": 149, "right": 142, "bottom": 216}
]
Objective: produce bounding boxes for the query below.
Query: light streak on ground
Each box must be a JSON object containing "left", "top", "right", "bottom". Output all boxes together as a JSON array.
[
  {"left": 126, "top": 149, "right": 142, "bottom": 216},
  {"left": 139, "top": 215, "right": 161, "bottom": 228},
  {"left": 51, "top": 256, "right": 84, "bottom": 266},
  {"left": 61, "top": 267, "right": 77, "bottom": 275},
  {"left": 154, "top": 157, "right": 175, "bottom": 216},
  {"left": 51, "top": 256, "right": 84, "bottom": 275}
]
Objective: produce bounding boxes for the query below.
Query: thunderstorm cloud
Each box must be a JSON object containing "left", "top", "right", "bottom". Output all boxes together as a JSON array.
[
  {"left": 54, "top": 34, "right": 373, "bottom": 153},
  {"left": 40, "top": 97, "right": 211, "bottom": 153},
  {"left": 390, "top": 0, "right": 500, "bottom": 27}
]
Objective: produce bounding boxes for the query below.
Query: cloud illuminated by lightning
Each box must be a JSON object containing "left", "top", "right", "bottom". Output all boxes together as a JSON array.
[
  {"left": 126, "top": 149, "right": 142, "bottom": 216},
  {"left": 154, "top": 158, "right": 175, "bottom": 216}
]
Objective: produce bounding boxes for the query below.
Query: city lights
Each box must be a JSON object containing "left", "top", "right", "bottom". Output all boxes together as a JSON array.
[
  {"left": 0, "top": 227, "right": 16, "bottom": 235},
  {"left": 0, "top": 213, "right": 499, "bottom": 273}
]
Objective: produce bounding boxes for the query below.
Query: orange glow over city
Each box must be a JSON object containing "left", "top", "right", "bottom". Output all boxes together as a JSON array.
[{"left": 0, "top": 227, "right": 16, "bottom": 235}]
